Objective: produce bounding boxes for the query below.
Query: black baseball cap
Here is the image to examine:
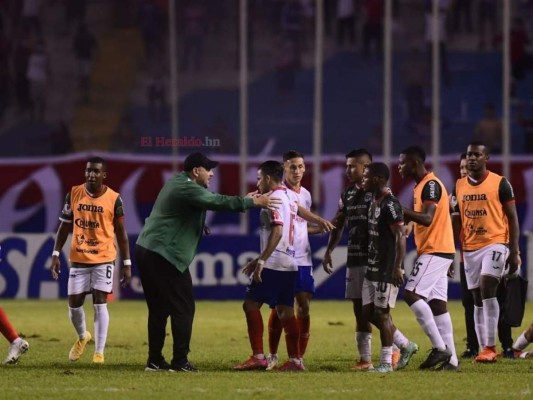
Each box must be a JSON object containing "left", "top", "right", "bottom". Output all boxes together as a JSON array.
[{"left": 183, "top": 152, "right": 219, "bottom": 171}]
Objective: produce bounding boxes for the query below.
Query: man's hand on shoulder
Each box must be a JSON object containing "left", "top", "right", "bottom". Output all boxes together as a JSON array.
[{"left": 252, "top": 193, "right": 281, "bottom": 210}]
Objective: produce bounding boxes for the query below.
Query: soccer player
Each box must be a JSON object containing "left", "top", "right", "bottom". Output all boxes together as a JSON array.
[
  {"left": 323, "top": 149, "right": 417, "bottom": 370},
  {"left": 398, "top": 145, "right": 457, "bottom": 370},
  {"left": 451, "top": 141, "right": 521, "bottom": 363},
  {"left": 266, "top": 150, "right": 326, "bottom": 370},
  {"left": 1, "top": 246, "right": 29, "bottom": 365},
  {"left": 456, "top": 153, "right": 480, "bottom": 358},
  {"left": 234, "top": 160, "right": 303, "bottom": 372},
  {"left": 0, "top": 306, "right": 28, "bottom": 365},
  {"left": 50, "top": 157, "right": 132, "bottom": 364},
  {"left": 360, "top": 162, "right": 406, "bottom": 373},
  {"left": 136, "top": 152, "right": 281, "bottom": 372}
]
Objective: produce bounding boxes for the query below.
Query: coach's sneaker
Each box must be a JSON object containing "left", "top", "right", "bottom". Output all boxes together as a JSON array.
[
  {"left": 352, "top": 359, "right": 374, "bottom": 371},
  {"left": 369, "top": 363, "right": 393, "bottom": 373},
  {"left": 69, "top": 331, "right": 92, "bottom": 361},
  {"left": 92, "top": 353, "right": 104, "bottom": 364},
  {"left": 474, "top": 346, "right": 497, "bottom": 363},
  {"left": 397, "top": 341, "right": 419, "bottom": 370},
  {"left": 419, "top": 347, "right": 452, "bottom": 369},
  {"left": 233, "top": 356, "right": 268, "bottom": 371},
  {"left": 501, "top": 348, "right": 515, "bottom": 359},
  {"left": 3, "top": 338, "right": 29, "bottom": 365},
  {"left": 460, "top": 348, "right": 478, "bottom": 359},
  {"left": 266, "top": 354, "right": 278, "bottom": 371},
  {"left": 278, "top": 359, "right": 305, "bottom": 372},
  {"left": 145, "top": 358, "right": 171, "bottom": 372},
  {"left": 170, "top": 361, "right": 198, "bottom": 372}
]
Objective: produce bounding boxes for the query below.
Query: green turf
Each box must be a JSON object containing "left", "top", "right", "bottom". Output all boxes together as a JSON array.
[{"left": 1, "top": 300, "right": 532, "bottom": 400}]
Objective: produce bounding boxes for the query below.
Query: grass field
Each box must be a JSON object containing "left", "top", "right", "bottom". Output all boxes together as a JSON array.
[{"left": 1, "top": 300, "right": 532, "bottom": 400}]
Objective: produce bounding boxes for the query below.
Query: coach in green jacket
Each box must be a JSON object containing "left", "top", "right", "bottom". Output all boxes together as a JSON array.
[{"left": 136, "top": 152, "right": 279, "bottom": 372}]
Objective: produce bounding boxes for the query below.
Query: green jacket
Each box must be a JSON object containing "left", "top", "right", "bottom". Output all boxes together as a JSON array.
[{"left": 136, "top": 172, "right": 254, "bottom": 272}]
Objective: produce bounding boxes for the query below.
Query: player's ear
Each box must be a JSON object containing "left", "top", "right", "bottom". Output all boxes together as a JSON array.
[{"left": 102, "top": 171, "right": 107, "bottom": 179}]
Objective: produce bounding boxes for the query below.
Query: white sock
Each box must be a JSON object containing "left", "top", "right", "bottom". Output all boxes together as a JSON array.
[
  {"left": 93, "top": 304, "right": 109, "bottom": 354},
  {"left": 393, "top": 329, "right": 409, "bottom": 349},
  {"left": 253, "top": 354, "right": 265, "bottom": 359},
  {"left": 69, "top": 306, "right": 86, "bottom": 339},
  {"left": 474, "top": 306, "right": 486, "bottom": 348},
  {"left": 410, "top": 300, "right": 446, "bottom": 350},
  {"left": 11, "top": 337, "right": 23, "bottom": 345},
  {"left": 380, "top": 346, "right": 393, "bottom": 366},
  {"left": 513, "top": 333, "right": 530, "bottom": 351},
  {"left": 434, "top": 312, "right": 458, "bottom": 366},
  {"left": 482, "top": 297, "right": 499, "bottom": 348},
  {"left": 356, "top": 331, "right": 372, "bottom": 362}
]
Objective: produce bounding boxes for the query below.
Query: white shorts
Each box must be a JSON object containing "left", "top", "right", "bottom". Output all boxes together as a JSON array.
[
  {"left": 361, "top": 278, "right": 399, "bottom": 309},
  {"left": 345, "top": 266, "right": 367, "bottom": 299},
  {"left": 404, "top": 254, "right": 452, "bottom": 302},
  {"left": 463, "top": 243, "right": 509, "bottom": 290},
  {"left": 68, "top": 263, "right": 115, "bottom": 295}
]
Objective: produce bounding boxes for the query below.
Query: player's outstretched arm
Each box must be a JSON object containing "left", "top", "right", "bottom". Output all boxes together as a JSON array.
[{"left": 297, "top": 205, "right": 335, "bottom": 232}]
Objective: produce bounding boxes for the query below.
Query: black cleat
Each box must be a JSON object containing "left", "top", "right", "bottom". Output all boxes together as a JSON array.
[
  {"left": 419, "top": 347, "right": 452, "bottom": 370},
  {"left": 435, "top": 361, "right": 460, "bottom": 371}
]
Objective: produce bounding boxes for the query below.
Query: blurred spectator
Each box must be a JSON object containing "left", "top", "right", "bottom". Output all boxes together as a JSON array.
[
  {"left": 73, "top": 23, "right": 97, "bottom": 104},
  {"left": 336, "top": 0, "right": 356, "bottom": 48},
  {"left": 424, "top": 0, "right": 451, "bottom": 87},
  {"left": 409, "top": 106, "right": 432, "bottom": 150},
  {"left": 13, "top": 34, "right": 32, "bottom": 115},
  {"left": 493, "top": 18, "right": 532, "bottom": 97},
  {"left": 63, "top": 0, "right": 87, "bottom": 35},
  {"left": 473, "top": 103, "right": 502, "bottom": 154},
  {"left": 300, "top": 0, "right": 314, "bottom": 51},
  {"left": 147, "top": 73, "right": 166, "bottom": 122},
  {"left": 0, "top": 24, "right": 10, "bottom": 122},
  {"left": 516, "top": 102, "right": 533, "bottom": 153},
  {"left": 26, "top": 42, "right": 49, "bottom": 122},
  {"left": 180, "top": 0, "right": 208, "bottom": 72},
  {"left": 206, "top": 0, "right": 228, "bottom": 35},
  {"left": 477, "top": 0, "right": 497, "bottom": 50},
  {"left": 451, "top": 0, "right": 472, "bottom": 34},
  {"left": 324, "top": 0, "right": 336, "bottom": 37},
  {"left": 276, "top": 37, "right": 299, "bottom": 104},
  {"left": 402, "top": 48, "right": 429, "bottom": 125},
  {"left": 281, "top": 0, "right": 304, "bottom": 57},
  {"left": 139, "top": 0, "right": 165, "bottom": 67},
  {"left": 362, "top": 0, "right": 383, "bottom": 58},
  {"left": 21, "top": 0, "right": 44, "bottom": 38},
  {"left": 49, "top": 120, "right": 73, "bottom": 154}
]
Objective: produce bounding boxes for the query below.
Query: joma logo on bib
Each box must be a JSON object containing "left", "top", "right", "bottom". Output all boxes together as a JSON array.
[{"left": 77, "top": 203, "right": 104, "bottom": 213}]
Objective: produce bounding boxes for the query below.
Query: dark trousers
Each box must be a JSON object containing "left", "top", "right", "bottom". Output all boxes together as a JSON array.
[
  {"left": 136, "top": 245, "right": 195, "bottom": 366},
  {"left": 460, "top": 262, "right": 513, "bottom": 351},
  {"left": 459, "top": 262, "right": 478, "bottom": 351}
]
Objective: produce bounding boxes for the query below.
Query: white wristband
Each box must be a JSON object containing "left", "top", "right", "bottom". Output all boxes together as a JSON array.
[
  {"left": 52, "top": 250, "right": 60, "bottom": 257},
  {"left": 257, "top": 259, "right": 265, "bottom": 266},
  {"left": 123, "top": 259, "right": 132, "bottom": 266}
]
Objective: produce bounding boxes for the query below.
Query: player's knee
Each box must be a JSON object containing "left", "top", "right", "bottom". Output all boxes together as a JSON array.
[
  {"left": 403, "top": 290, "right": 419, "bottom": 306},
  {"left": 297, "top": 304, "right": 310, "bottom": 318}
]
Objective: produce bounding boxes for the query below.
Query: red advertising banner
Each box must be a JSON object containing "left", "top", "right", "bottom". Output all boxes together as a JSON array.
[{"left": 1, "top": 153, "right": 532, "bottom": 235}]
